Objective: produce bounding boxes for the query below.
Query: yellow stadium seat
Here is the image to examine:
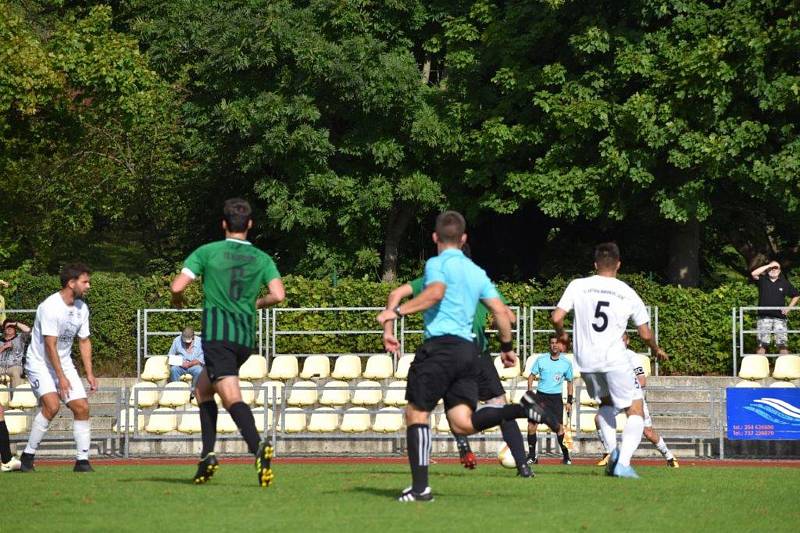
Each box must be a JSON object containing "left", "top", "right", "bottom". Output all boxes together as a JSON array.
[
  {"left": 738, "top": 355, "right": 770, "bottom": 380},
  {"left": 239, "top": 355, "right": 268, "bottom": 380},
  {"left": 435, "top": 413, "right": 452, "bottom": 433},
  {"left": 8, "top": 384, "right": 37, "bottom": 409},
  {"left": 255, "top": 381, "right": 285, "bottom": 406},
  {"left": 562, "top": 353, "right": 580, "bottom": 379},
  {"left": 522, "top": 355, "right": 536, "bottom": 377},
  {"left": 300, "top": 355, "right": 331, "bottom": 379},
  {"left": 141, "top": 356, "right": 169, "bottom": 383},
  {"left": 308, "top": 407, "right": 339, "bottom": 432},
  {"left": 239, "top": 380, "right": 256, "bottom": 405},
  {"left": 179, "top": 373, "right": 193, "bottom": 383},
  {"left": 363, "top": 354, "right": 394, "bottom": 379},
  {"left": 494, "top": 356, "right": 520, "bottom": 379},
  {"left": 372, "top": 407, "right": 404, "bottom": 433},
  {"left": 114, "top": 408, "right": 145, "bottom": 433},
  {"left": 145, "top": 408, "right": 177, "bottom": 434},
  {"left": 177, "top": 407, "right": 202, "bottom": 434},
  {"left": 159, "top": 381, "right": 191, "bottom": 408},
  {"left": 287, "top": 380, "right": 318, "bottom": 406},
  {"left": 637, "top": 354, "right": 652, "bottom": 377},
  {"left": 351, "top": 380, "right": 382, "bottom": 406},
  {"left": 216, "top": 411, "right": 238, "bottom": 433},
  {"left": 252, "top": 408, "right": 273, "bottom": 432},
  {"left": 508, "top": 385, "right": 528, "bottom": 404},
  {"left": 4, "top": 409, "right": 28, "bottom": 434},
  {"left": 129, "top": 381, "right": 160, "bottom": 408},
  {"left": 332, "top": 355, "right": 362, "bottom": 379},
  {"left": 340, "top": 407, "right": 371, "bottom": 433},
  {"left": 769, "top": 381, "right": 796, "bottom": 388},
  {"left": 772, "top": 355, "right": 800, "bottom": 380},
  {"left": 383, "top": 380, "right": 408, "bottom": 406},
  {"left": 268, "top": 355, "right": 299, "bottom": 380},
  {"left": 394, "top": 354, "right": 415, "bottom": 379},
  {"left": 0, "top": 385, "right": 9, "bottom": 407},
  {"left": 319, "top": 380, "right": 351, "bottom": 406},
  {"left": 580, "top": 388, "right": 599, "bottom": 407},
  {"left": 578, "top": 409, "right": 598, "bottom": 432},
  {"left": 515, "top": 417, "right": 529, "bottom": 432},
  {"left": 735, "top": 380, "right": 762, "bottom": 388},
  {"left": 279, "top": 408, "right": 307, "bottom": 433},
  {"left": 615, "top": 412, "right": 627, "bottom": 432}
]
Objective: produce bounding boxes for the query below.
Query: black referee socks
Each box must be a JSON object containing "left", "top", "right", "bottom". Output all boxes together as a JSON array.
[
  {"left": 0, "top": 420, "right": 12, "bottom": 463},
  {"left": 407, "top": 424, "right": 431, "bottom": 493}
]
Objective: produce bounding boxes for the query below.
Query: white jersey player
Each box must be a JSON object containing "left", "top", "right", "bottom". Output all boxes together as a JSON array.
[
  {"left": 20, "top": 264, "right": 98, "bottom": 473},
  {"left": 552, "top": 242, "right": 667, "bottom": 478}
]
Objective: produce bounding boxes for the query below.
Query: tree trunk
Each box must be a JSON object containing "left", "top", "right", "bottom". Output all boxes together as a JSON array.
[
  {"left": 421, "top": 57, "right": 431, "bottom": 84},
  {"left": 666, "top": 219, "right": 700, "bottom": 287},
  {"left": 381, "top": 205, "right": 413, "bottom": 283}
]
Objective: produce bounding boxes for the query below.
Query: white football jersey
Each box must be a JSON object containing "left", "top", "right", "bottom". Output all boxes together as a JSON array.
[
  {"left": 26, "top": 292, "right": 90, "bottom": 368},
  {"left": 556, "top": 275, "right": 649, "bottom": 372}
]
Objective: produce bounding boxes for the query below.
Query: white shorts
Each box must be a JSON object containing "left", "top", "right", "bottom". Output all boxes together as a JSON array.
[
  {"left": 25, "top": 362, "right": 87, "bottom": 404},
  {"left": 583, "top": 366, "right": 640, "bottom": 410}
]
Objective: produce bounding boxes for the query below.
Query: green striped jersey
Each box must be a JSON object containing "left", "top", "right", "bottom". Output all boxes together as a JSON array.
[{"left": 183, "top": 238, "right": 280, "bottom": 348}]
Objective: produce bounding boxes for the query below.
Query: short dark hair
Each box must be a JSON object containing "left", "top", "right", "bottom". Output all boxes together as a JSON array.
[
  {"left": 60, "top": 263, "right": 91, "bottom": 287},
  {"left": 223, "top": 198, "right": 252, "bottom": 233},
  {"left": 435, "top": 211, "right": 466, "bottom": 245},
  {"left": 594, "top": 242, "right": 620, "bottom": 270},
  {"left": 3, "top": 319, "right": 15, "bottom": 328}
]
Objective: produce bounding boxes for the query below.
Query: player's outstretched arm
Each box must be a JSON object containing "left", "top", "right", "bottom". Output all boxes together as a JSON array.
[
  {"left": 637, "top": 323, "right": 668, "bottom": 361},
  {"left": 378, "top": 284, "right": 413, "bottom": 353},
  {"left": 257, "top": 278, "right": 286, "bottom": 308},
  {"left": 377, "top": 282, "right": 445, "bottom": 326},
  {"left": 551, "top": 307, "right": 570, "bottom": 347},
  {"left": 483, "top": 297, "right": 517, "bottom": 367},
  {"left": 78, "top": 337, "right": 97, "bottom": 393},
  {"left": 170, "top": 273, "right": 194, "bottom": 308},
  {"left": 751, "top": 260, "right": 780, "bottom": 280}
]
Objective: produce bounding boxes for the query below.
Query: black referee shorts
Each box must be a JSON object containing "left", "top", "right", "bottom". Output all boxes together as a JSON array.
[
  {"left": 406, "top": 335, "right": 480, "bottom": 412},
  {"left": 476, "top": 355, "right": 506, "bottom": 401},
  {"left": 534, "top": 391, "right": 564, "bottom": 432},
  {"left": 203, "top": 340, "right": 251, "bottom": 381}
]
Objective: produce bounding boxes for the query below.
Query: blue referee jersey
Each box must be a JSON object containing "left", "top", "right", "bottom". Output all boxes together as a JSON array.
[{"left": 528, "top": 354, "right": 573, "bottom": 394}]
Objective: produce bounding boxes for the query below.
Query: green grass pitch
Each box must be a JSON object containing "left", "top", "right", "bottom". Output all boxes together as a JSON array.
[{"left": 2, "top": 462, "right": 799, "bottom": 531}]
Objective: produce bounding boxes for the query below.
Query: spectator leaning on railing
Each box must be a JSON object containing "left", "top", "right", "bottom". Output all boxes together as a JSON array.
[
  {"left": 751, "top": 261, "right": 800, "bottom": 355},
  {"left": 0, "top": 319, "right": 31, "bottom": 392}
]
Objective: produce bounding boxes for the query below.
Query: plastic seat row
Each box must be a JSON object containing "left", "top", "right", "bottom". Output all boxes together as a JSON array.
[
  {"left": 114, "top": 406, "right": 274, "bottom": 434},
  {"left": 738, "top": 355, "right": 800, "bottom": 380},
  {"left": 735, "top": 380, "right": 796, "bottom": 388},
  {"left": 0, "top": 383, "right": 38, "bottom": 409}
]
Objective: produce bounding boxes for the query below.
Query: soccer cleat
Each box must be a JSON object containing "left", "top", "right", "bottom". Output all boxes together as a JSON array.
[
  {"left": 526, "top": 455, "right": 538, "bottom": 465},
  {"left": 398, "top": 486, "right": 434, "bottom": 502},
  {"left": 1, "top": 455, "right": 22, "bottom": 472},
  {"left": 596, "top": 454, "right": 610, "bottom": 467},
  {"left": 460, "top": 451, "right": 477, "bottom": 470},
  {"left": 19, "top": 452, "right": 35, "bottom": 473},
  {"left": 520, "top": 392, "right": 549, "bottom": 425},
  {"left": 605, "top": 448, "right": 619, "bottom": 476},
  {"left": 667, "top": 458, "right": 680, "bottom": 468},
  {"left": 517, "top": 463, "right": 534, "bottom": 478},
  {"left": 193, "top": 452, "right": 219, "bottom": 484},
  {"left": 612, "top": 463, "right": 640, "bottom": 479},
  {"left": 73, "top": 459, "right": 94, "bottom": 472},
  {"left": 256, "top": 438, "right": 274, "bottom": 488}
]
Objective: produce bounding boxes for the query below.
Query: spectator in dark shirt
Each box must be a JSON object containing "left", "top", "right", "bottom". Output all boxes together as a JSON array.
[{"left": 751, "top": 261, "right": 800, "bottom": 355}]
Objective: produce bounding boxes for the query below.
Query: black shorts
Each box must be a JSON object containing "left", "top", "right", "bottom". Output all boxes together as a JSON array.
[
  {"left": 203, "top": 340, "right": 251, "bottom": 381},
  {"left": 476, "top": 355, "right": 505, "bottom": 401},
  {"left": 406, "top": 335, "right": 479, "bottom": 411},
  {"left": 535, "top": 391, "right": 564, "bottom": 431}
]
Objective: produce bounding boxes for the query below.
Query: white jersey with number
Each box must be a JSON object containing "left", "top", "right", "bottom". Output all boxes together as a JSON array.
[
  {"left": 556, "top": 275, "right": 649, "bottom": 373},
  {"left": 25, "top": 292, "right": 90, "bottom": 369}
]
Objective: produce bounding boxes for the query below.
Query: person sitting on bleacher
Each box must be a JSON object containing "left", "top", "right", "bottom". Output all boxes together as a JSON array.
[
  {"left": 0, "top": 319, "right": 31, "bottom": 392},
  {"left": 168, "top": 327, "right": 204, "bottom": 389}
]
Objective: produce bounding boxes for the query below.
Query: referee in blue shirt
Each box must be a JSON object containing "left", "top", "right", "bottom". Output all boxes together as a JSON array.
[
  {"left": 378, "top": 211, "right": 550, "bottom": 502},
  {"left": 526, "top": 336, "right": 574, "bottom": 464}
]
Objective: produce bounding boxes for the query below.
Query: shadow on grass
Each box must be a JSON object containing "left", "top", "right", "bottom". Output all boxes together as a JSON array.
[
  {"left": 117, "top": 477, "right": 196, "bottom": 485},
  {"left": 350, "top": 486, "right": 405, "bottom": 499}
]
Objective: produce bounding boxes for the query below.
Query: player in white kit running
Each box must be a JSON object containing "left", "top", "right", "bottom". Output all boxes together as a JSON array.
[
  {"left": 19, "top": 264, "right": 98, "bottom": 472},
  {"left": 551, "top": 243, "right": 667, "bottom": 478}
]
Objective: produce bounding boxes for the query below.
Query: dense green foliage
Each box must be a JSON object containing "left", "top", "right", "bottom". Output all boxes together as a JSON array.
[
  {"left": 1, "top": 0, "right": 798, "bottom": 285},
  {"left": 2, "top": 268, "right": 792, "bottom": 375},
  {"left": 2, "top": 463, "right": 799, "bottom": 532}
]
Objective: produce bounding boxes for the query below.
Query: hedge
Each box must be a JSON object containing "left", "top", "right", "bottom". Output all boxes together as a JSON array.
[{"left": 0, "top": 268, "right": 793, "bottom": 376}]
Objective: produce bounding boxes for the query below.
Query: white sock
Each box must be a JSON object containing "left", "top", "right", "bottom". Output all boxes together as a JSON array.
[
  {"left": 596, "top": 429, "right": 609, "bottom": 453},
  {"left": 24, "top": 412, "right": 51, "bottom": 455},
  {"left": 656, "top": 437, "right": 673, "bottom": 460},
  {"left": 74, "top": 420, "right": 91, "bottom": 461},
  {"left": 618, "top": 414, "right": 644, "bottom": 467},
  {"left": 596, "top": 406, "right": 617, "bottom": 453}
]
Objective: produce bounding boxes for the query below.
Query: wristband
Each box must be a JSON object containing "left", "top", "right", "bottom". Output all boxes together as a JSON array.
[
  {"left": 500, "top": 340, "right": 513, "bottom": 352},
  {"left": 392, "top": 305, "right": 404, "bottom": 318},
  {"left": 567, "top": 395, "right": 574, "bottom": 404}
]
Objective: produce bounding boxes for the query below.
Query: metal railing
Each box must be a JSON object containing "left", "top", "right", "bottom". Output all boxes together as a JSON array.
[{"left": 733, "top": 307, "right": 800, "bottom": 376}]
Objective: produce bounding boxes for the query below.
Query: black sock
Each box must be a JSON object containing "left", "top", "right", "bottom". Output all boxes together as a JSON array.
[
  {"left": 527, "top": 433, "right": 537, "bottom": 457},
  {"left": 471, "top": 404, "right": 525, "bottom": 432},
  {"left": 228, "top": 402, "right": 260, "bottom": 455},
  {"left": 557, "top": 432, "right": 569, "bottom": 456},
  {"left": 0, "top": 421, "right": 11, "bottom": 463},
  {"left": 500, "top": 420, "right": 527, "bottom": 467},
  {"left": 407, "top": 424, "right": 430, "bottom": 493},
  {"left": 199, "top": 400, "right": 218, "bottom": 457},
  {"left": 453, "top": 433, "right": 471, "bottom": 456}
]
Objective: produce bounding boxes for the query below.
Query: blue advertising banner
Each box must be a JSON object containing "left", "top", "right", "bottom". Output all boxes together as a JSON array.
[{"left": 726, "top": 388, "right": 800, "bottom": 440}]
